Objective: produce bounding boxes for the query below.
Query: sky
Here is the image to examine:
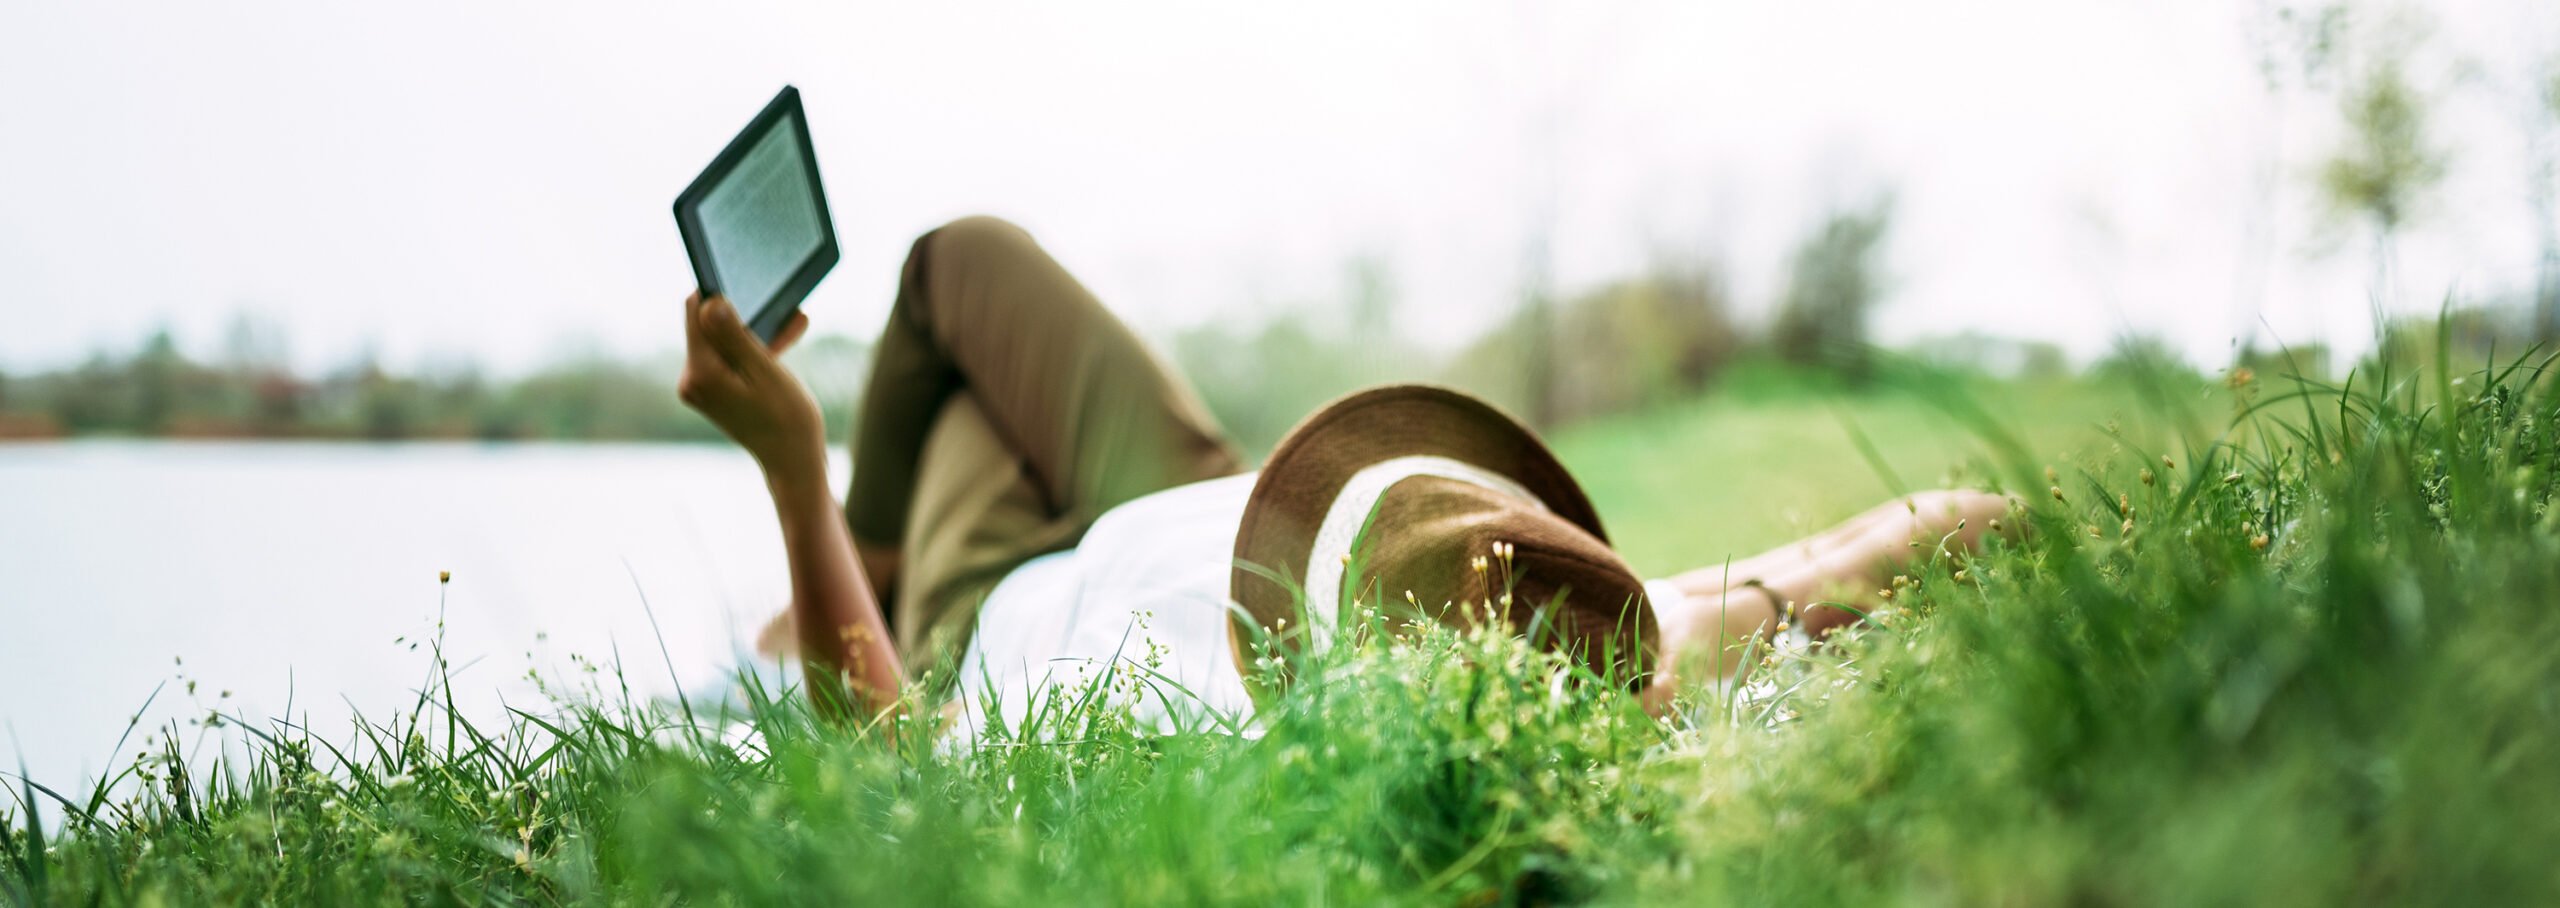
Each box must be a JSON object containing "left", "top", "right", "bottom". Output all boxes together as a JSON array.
[{"left": 1, "top": 0, "right": 2554, "bottom": 376}]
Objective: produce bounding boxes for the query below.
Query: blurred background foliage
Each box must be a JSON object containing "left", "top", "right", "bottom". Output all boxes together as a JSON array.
[
  {"left": 2, "top": 180, "right": 2549, "bottom": 455},
  {"left": 0, "top": 318, "right": 871, "bottom": 444}
]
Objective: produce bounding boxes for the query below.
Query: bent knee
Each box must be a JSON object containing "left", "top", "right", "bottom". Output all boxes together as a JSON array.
[{"left": 924, "top": 215, "right": 1040, "bottom": 267}]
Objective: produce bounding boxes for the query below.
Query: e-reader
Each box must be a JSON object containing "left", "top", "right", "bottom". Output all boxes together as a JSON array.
[{"left": 673, "top": 85, "right": 840, "bottom": 343}]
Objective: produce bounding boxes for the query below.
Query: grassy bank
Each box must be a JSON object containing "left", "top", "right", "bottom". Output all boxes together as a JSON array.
[{"left": 7, "top": 358, "right": 2558, "bottom": 905}]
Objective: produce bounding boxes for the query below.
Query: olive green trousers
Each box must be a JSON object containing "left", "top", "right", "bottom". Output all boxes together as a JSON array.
[{"left": 845, "top": 216, "right": 1242, "bottom": 676}]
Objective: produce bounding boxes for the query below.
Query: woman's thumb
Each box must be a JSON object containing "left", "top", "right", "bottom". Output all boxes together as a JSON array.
[{"left": 698, "top": 296, "right": 764, "bottom": 364}]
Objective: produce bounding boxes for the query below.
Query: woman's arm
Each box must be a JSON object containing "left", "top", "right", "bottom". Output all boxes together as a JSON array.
[
  {"left": 677, "top": 293, "right": 903, "bottom": 720},
  {"left": 761, "top": 450, "right": 903, "bottom": 719},
  {"left": 1643, "top": 490, "right": 2016, "bottom": 713}
]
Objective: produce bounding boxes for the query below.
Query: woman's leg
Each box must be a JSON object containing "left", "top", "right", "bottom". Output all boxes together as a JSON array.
[
  {"left": 842, "top": 216, "right": 1244, "bottom": 657},
  {"left": 760, "top": 395, "right": 1050, "bottom": 662}
]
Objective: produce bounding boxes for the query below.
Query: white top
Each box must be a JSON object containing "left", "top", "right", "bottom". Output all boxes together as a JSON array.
[
  {"left": 941, "top": 470, "right": 1691, "bottom": 747},
  {"left": 945, "top": 473, "right": 1262, "bottom": 745}
]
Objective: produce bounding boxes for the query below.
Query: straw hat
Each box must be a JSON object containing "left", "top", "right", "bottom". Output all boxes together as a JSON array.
[{"left": 1227, "top": 384, "right": 1658, "bottom": 700}]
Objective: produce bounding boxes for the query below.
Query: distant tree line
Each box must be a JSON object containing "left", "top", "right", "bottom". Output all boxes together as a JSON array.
[
  {"left": 0, "top": 321, "right": 869, "bottom": 443},
  {"left": 1174, "top": 198, "right": 1924, "bottom": 454},
  {"left": 12, "top": 172, "right": 2543, "bottom": 450},
  {"left": 0, "top": 197, "right": 1904, "bottom": 449},
  {"left": 1171, "top": 187, "right": 2548, "bottom": 458}
]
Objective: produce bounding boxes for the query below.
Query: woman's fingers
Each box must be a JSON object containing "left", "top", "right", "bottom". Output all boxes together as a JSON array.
[
  {"left": 695, "top": 295, "right": 772, "bottom": 376},
  {"left": 683, "top": 293, "right": 738, "bottom": 369},
  {"left": 682, "top": 291, "right": 715, "bottom": 363},
  {"left": 768, "top": 311, "right": 811, "bottom": 357},
  {"left": 678, "top": 293, "right": 746, "bottom": 408}
]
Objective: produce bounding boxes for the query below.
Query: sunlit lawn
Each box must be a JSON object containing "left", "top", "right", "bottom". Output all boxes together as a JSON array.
[{"left": 1556, "top": 366, "right": 2168, "bottom": 574}]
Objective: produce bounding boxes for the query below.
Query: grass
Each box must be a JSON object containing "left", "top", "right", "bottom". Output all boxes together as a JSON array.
[
  {"left": 1550, "top": 362, "right": 2167, "bottom": 573},
  {"left": 6, "top": 353, "right": 2559, "bottom": 905}
]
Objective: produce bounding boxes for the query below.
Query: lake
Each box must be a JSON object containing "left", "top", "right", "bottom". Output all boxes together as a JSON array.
[{"left": 0, "top": 441, "right": 831, "bottom": 798}]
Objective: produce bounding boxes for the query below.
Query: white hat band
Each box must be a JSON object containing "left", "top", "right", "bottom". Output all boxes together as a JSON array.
[{"left": 1292, "top": 454, "right": 1548, "bottom": 656}]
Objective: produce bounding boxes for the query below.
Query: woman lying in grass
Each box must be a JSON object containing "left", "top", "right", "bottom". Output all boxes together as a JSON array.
[{"left": 676, "top": 216, "right": 2012, "bottom": 736}]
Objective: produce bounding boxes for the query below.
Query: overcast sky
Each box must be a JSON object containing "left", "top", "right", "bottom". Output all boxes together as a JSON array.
[{"left": 1, "top": 0, "right": 2553, "bottom": 375}]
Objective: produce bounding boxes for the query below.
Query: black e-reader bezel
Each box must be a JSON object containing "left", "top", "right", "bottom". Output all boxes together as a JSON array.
[{"left": 672, "top": 85, "right": 840, "bottom": 343}]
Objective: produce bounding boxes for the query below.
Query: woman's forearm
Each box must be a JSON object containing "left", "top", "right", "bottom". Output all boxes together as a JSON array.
[
  {"left": 761, "top": 455, "right": 904, "bottom": 720},
  {"left": 667, "top": 293, "right": 897, "bottom": 720}
]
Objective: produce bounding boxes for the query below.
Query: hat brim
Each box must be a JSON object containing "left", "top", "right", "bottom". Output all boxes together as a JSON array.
[{"left": 1227, "top": 384, "right": 1610, "bottom": 690}]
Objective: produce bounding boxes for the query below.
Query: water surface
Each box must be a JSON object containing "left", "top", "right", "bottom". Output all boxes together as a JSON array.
[{"left": 0, "top": 441, "right": 827, "bottom": 796}]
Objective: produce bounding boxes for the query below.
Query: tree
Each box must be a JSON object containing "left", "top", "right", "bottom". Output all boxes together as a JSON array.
[
  {"left": 2536, "top": 63, "right": 2560, "bottom": 342},
  {"left": 1771, "top": 197, "right": 1895, "bottom": 383},
  {"left": 2317, "top": 51, "right": 2446, "bottom": 348},
  {"left": 131, "top": 326, "right": 186, "bottom": 433},
  {"left": 219, "top": 312, "right": 290, "bottom": 372},
  {"left": 2237, "top": 1, "right": 2348, "bottom": 353}
]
